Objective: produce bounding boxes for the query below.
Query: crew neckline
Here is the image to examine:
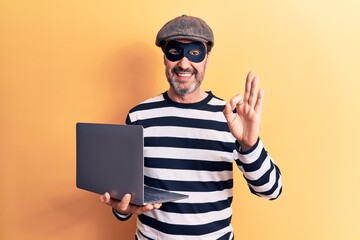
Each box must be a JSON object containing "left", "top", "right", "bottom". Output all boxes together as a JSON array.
[{"left": 162, "top": 91, "right": 213, "bottom": 108}]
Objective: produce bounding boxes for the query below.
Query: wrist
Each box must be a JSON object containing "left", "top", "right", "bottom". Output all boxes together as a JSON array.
[
  {"left": 113, "top": 207, "right": 129, "bottom": 215},
  {"left": 239, "top": 143, "right": 252, "bottom": 152},
  {"left": 236, "top": 138, "right": 260, "bottom": 154},
  {"left": 112, "top": 208, "right": 132, "bottom": 221}
]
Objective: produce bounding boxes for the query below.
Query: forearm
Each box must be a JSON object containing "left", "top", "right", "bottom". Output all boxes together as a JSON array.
[{"left": 235, "top": 138, "right": 282, "bottom": 200}]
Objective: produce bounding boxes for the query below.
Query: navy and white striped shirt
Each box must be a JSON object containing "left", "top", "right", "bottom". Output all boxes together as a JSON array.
[{"left": 114, "top": 91, "right": 282, "bottom": 239}]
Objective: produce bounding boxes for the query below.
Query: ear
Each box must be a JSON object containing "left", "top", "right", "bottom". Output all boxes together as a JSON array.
[{"left": 163, "top": 54, "right": 166, "bottom": 65}]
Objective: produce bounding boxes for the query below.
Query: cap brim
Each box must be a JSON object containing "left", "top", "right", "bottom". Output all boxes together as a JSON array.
[{"left": 157, "top": 35, "right": 212, "bottom": 47}]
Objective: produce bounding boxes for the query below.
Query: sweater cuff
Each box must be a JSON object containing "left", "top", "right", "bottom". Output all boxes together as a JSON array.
[
  {"left": 235, "top": 138, "right": 264, "bottom": 165},
  {"left": 235, "top": 137, "right": 260, "bottom": 155},
  {"left": 112, "top": 208, "right": 132, "bottom": 221}
]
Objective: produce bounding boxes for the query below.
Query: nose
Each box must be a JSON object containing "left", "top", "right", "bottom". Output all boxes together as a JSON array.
[{"left": 178, "top": 56, "right": 191, "bottom": 69}]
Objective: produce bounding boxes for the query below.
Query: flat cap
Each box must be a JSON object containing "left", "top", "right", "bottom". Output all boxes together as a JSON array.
[{"left": 156, "top": 15, "right": 214, "bottom": 49}]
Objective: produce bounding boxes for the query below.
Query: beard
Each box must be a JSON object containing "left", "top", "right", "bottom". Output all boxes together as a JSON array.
[{"left": 166, "top": 66, "right": 205, "bottom": 96}]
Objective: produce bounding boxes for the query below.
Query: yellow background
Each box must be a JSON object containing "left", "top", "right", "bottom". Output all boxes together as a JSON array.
[{"left": 1, "top": 0, "right": 360, "bottom": 239}]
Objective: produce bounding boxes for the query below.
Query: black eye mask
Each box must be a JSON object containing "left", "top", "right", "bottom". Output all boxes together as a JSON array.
[{"left": 163, "top": 41, "right": 206, "bottom": 63}]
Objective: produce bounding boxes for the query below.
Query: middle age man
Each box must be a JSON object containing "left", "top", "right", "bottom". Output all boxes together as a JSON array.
[{"left": 100, "top": 14, "right": 282, "bottom": 240}]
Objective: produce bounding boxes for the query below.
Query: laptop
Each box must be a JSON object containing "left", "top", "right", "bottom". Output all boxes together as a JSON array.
[{"left": 76, "top": 122, "right": 189, "bottom": 206}]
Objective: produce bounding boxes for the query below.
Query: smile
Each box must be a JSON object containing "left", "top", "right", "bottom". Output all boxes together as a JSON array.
[{"left": 177, "top": 72, "right": 192, "bottom": 77}]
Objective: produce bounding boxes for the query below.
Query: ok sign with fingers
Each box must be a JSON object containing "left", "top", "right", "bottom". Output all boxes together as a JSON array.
[{"left": 223, "top": 71, "right": 264, "bottom": 151}]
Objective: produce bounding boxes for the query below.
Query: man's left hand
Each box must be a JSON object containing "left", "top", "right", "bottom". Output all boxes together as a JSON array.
[{"left": 223, "top": 71, "right": 264, "bottom": 151}]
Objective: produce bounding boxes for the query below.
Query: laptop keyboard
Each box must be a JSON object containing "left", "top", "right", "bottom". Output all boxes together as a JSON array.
[{"left": 144, "top": 186, "right": 175, "bottom": 203}]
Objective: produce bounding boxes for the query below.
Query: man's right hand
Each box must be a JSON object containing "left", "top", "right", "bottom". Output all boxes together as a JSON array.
[{"left": 100, "top": 192, "right": 162, "bottom": 215}]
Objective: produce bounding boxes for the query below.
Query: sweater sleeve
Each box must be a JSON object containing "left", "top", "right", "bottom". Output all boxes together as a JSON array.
[
  {"left": 234, "top": 138, "right": 282, "bottom": 200},
  {"left": 112, "top": 208, "right": 133, "bottom": 221}
]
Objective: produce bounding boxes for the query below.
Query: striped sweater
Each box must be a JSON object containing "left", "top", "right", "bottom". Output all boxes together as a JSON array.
[{"left": 115, "top": 91, "right": 282, "bottom": 239}]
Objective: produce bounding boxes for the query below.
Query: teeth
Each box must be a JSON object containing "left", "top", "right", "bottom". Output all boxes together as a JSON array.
[{"left": 178, "top": 73, "right": 192, "bottom": 77}]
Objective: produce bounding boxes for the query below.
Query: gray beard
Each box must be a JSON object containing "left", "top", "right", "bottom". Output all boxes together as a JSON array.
[
  {"left": 166, "top": 69, "right": 204, "bottom": 96},
  {"left": 167, "top": 77, "right": 201, "bottom": 96}
]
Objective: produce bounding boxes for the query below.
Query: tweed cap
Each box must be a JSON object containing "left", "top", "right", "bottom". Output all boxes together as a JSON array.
[{"left": 155, "top": 15, "right": 214, "bottom": 48}]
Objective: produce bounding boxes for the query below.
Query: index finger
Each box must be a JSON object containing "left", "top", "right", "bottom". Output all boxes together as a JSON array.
[{"left": 223, "top": 94, "right": 243, "bottom": 117}]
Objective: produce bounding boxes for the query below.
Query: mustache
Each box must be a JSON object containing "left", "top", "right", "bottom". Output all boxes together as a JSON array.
[{"left": 172, "top": 67, "right": 198, "bottom": 75}]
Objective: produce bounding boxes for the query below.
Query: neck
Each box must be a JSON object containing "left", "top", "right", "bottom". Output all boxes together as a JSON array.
[{"left": 167, "top": 88, "right": 208, "bottom": 103}]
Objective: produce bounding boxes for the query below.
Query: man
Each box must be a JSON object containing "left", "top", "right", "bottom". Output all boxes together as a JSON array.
[{"left": 100, "top": 15, "right": 282, "bottom": 239}]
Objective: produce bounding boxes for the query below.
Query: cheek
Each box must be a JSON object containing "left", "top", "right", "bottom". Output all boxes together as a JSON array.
[
  {"left": 193, "top": 57, "right": 208, "bottom": 72},
  {"left": 193, "top": 63, "right": 206, "bottom": 73},
  {"left": 166, "top": 64, "right": 175, "bottom": 73},
  {"left": 164, "top": 60, "right": 174, "bottom": 71}
]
